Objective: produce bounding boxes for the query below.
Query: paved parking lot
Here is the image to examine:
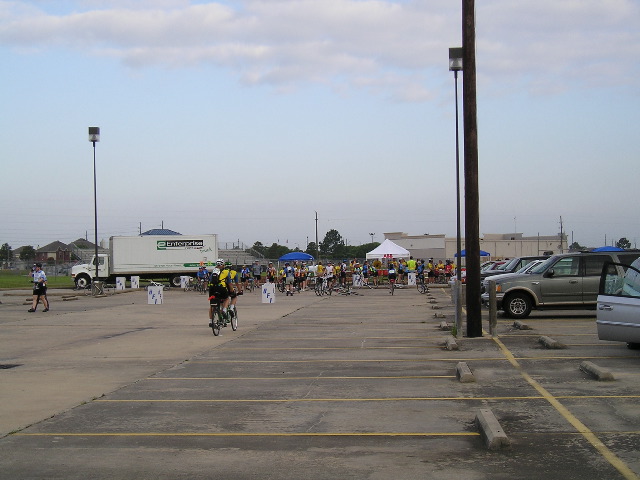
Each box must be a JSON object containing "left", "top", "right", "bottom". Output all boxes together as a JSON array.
[{"left": 1, "top": 285, "right": 639, "bottom": 479}]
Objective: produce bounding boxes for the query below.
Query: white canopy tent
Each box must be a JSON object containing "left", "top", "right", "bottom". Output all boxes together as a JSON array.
[{"left": 366, "top": 239, "right": 411, "bottom": 260}]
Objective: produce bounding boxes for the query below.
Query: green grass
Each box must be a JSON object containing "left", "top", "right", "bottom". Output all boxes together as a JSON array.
[{"left": 0, "top": 270, "right": 75, "bottom": 289}]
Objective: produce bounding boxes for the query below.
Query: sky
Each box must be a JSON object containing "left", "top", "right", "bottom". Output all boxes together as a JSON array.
[{"left": 1, "top": 0, "right": 639, "bottom": 252}]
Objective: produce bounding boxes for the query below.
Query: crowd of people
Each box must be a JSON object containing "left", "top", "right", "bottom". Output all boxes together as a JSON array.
[{"left": 203, "top": 255, "right": 458, "bottom": 320}]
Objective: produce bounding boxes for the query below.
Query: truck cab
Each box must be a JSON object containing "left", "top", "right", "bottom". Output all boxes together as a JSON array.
[{"left": 71, "top": 254, "right": 110, "bottom": 288}]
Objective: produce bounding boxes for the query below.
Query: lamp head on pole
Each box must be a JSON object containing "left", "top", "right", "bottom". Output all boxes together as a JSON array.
[
  {"left": 449, "top": 47, "right": 463, "bottom": 72},
  {"left": 88, "top": 127, "right": 100, "bottom": 143}
]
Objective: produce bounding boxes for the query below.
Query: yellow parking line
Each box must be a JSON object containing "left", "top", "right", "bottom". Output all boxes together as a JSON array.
[
  {"left": 95, "top": 394, "right": 640, "bottom": 403},
  {"left": 493, "top": 335, "right": 639, "bottom": 480},
  {"left": 215, "top": 346, "right": 444, "bottom": 351},
  {"left": 15, "top": 432, "right": 480, "bottom": 437},
  {"left": 148, "top": 376, "right": 456, "bottom": 380}
]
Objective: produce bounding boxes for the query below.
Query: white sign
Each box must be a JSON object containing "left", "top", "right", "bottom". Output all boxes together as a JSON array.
[
  {"left": 352, "top": 274, "right": 363, "bottom": 287},
  {"left": 116, "top": 277, "right": 126, "bottom": 290},
  {"left": 147, "top": 286, "right": 163, "bottom": 304},
  {"left": 262, "top": 282, "right": 276, "bottom": 304},
  {"left": 131, "top": 276, "right": 140, "bottom": 289},
  {"left": 408, "top": 272, "right": 416, "bottom": 286},
  {"left": 180, "top": 276, "right": 190, "bottom": 289}
]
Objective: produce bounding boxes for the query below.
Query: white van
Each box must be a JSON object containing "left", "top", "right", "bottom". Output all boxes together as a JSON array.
[{"left": 597, "top": 257, "right": 640, "bottom": 349}]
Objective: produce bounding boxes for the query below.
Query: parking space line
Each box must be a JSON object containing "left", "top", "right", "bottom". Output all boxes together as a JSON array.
[
  {"left": 148, "top": 376, "right": 457, "bottom": 380},
  {"left": 493, "top": 335, "right": 639, "bottom": 480},
  {"left": 15, "top": 432, "right": 481, "bottom": 437},
  {"left": 95, "top": 394, "right": 640, "bottom": 403},
  {"left": 213, "top": 346, "right": 445, "bottom": 351}
]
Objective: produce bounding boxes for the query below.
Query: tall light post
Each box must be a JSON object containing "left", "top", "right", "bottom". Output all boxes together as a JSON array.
[
  {"left": 88, "top": 127, "right": 100, "bottom": 285},
  {"left": 449, "top": 48, "right": 463, "bottom": 336},
  {"left": 369, "top": 233, "right": 375, "bottom": 244}
]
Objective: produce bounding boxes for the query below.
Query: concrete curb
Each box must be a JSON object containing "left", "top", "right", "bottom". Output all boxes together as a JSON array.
[
  {"left": 538, "top": 335, "right": 566, "bottom": 349},
  {"left": 580, "top": 361, "right": 615, "bottom": 381},
  {"left": 456, "top": 362, "right": 475, "bottom": 383},
  {"left": 475, "top": 408, "right": 510, "bottom": 450},
  {"left": 513, "top": 320, "right": 531, "bottom": 330},
  {"left": 445, "top": 335, "right": 459, "bottom": 351}
]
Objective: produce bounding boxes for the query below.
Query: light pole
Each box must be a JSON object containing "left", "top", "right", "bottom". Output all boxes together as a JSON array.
[
  {"left": 449, "top": 47, "right": 463, "bottom": 336},
  {"left": 88, "top": 127, "right": 100, "bottom": 289},
  {"left": 369, "top": 233, "right": 375, "bottom": 244}
]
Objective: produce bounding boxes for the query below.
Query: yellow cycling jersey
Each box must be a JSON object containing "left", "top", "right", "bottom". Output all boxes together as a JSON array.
[{"left": 219, "top": 269, "right": 230, "bottom": 287}]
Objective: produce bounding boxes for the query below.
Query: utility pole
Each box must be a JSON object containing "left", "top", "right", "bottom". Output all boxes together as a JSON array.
[
  {"left": 315, "top": 211, "right": 319, "bottom": 260},
  {"left": 559, "top": 216, "right": 564, "bottom": 253},
  {"left": 463, "top": 0, "right": 482, "bottom": 337}
]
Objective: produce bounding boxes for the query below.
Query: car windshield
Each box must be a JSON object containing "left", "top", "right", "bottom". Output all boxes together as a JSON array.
[
  {"left": 502, "top": 258, "right": 520, "bottom": 271},
  {"left": 516, "top": 260, "right": 542, "bottom": 274},
  {"left": 529, "top": 257, "right": 555, "bottom": 274}
]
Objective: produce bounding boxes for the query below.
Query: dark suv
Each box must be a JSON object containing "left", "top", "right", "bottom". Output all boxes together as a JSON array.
[{"left": 481, "top": 251, "right": 640, "bottom": 318}]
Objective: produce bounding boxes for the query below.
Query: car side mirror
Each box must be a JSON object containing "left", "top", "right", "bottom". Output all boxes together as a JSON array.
[{"left": 544, "top": 268, "right": 555, "bottom": 278}]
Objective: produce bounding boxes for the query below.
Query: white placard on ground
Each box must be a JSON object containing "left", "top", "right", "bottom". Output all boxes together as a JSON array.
[
  {"left": 408, "top": 272, "right": 416, "bottom": 286},
  {"left": 147, "top": 286, "right": 163, "bottom": 304},
  {"left": 116, "top": 277, "right": 126, "bottom": 290},
  {"left": 262, "top": 282, "right": 276, "bottom": 304},
  {"left": 131, "top": 276, "right": 140, "bottom": 289},
  {"left": 180, "top": 276, "right": 190, "bottom": 289}
]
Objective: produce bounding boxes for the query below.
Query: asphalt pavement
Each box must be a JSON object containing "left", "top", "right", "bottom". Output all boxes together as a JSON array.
[{"left": 1, "top": 283, "right": 639, "bottom": 479}]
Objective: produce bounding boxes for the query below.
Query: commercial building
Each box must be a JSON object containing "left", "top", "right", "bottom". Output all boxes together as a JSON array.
[{"left": 384, "top": 232, "right": 567, "bottom": 262}]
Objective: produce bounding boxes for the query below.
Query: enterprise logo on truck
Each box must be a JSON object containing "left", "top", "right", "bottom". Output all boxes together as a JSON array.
[{"left": 157, "top": 240, "right": 204, "bottom": 250}]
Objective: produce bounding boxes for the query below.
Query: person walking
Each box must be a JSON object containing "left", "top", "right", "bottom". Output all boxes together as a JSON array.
[
  {"left": 282, "top": 262, "right": 296, "bottom": 296},
  {"left": 28, "top": 263, "right": 49, "bottom": 312}
]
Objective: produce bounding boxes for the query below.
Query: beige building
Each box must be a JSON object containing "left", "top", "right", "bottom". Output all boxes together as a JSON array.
[{"left": 384, "top": 232, "right": 567, "bottom": 262}]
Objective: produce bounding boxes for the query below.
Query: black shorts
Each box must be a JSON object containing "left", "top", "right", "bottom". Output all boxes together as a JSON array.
[
  {"left": 208, "top": 285, "right": 229, "bottom": 303},
  {"left": 388, "top": 274, "right": 397, "bottom": 281},
  {"left": 33, "top": 284, "right": 47, "bottom": 295}
]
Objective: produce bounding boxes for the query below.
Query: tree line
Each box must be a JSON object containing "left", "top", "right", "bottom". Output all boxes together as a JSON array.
[{"left": 249, "top": 229, "right": 379, "bottom": 260}]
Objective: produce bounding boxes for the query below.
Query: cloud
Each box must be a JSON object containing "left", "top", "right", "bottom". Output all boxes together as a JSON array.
[{"left": 1, "top": 0, "right": 638, "bottom": 98}]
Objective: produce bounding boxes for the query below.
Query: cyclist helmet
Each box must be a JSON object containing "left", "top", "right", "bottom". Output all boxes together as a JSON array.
[{"left": 216, "top": 259, "right": 224, "bottom": 266}]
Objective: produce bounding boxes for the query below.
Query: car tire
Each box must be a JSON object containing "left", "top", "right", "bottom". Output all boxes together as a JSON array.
[
  {"left": 503, "top": 292, "right": 532, "bottom": 319},
  {"left": 627, "top": 343, "right": 640, "bottom": 350}
]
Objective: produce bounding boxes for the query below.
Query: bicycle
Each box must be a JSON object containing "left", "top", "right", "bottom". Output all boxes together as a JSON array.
[
  {"left": 145, "top": 280, "right": 171, "bottom": 291},
  {"left": 314, "top": 276, "right": 331, "bottom": 296},
  {"left": 208, "top": 296, "right": 237, "bottom": 335},
  {"left": 389, "top": 277, "right": 396, "bottom": 296},
  {"left": 416, "top": 274, "right": 429, "bottom": 294},
  {"left": 352, "top": 274, "right": 373, "bottom": 290}
]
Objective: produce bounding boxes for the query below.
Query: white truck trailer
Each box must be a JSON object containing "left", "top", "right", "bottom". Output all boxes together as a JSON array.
[{"left": 71, "top": 234, "right": 218, "bottom": 288}]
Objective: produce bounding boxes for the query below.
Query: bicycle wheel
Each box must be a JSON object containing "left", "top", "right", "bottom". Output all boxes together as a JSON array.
[
  {"left": 231, "top": 308, "right": 238, "bottom": 331},
  {"left": 390, "top": 281, "right": 395, "bottom": 296},
  {"left": 315, "top": 282, "right": 323, "bottom": 296},
  {"left": 211, "top": 306, "right": 221, "bottom": 336},
  {"left": 417, "top": 281, "right": 428, "bottom": 294}
]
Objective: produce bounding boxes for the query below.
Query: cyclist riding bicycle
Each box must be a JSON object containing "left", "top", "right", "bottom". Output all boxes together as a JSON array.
[{"left": 208, "top": 259, "right": 230, "bottom": 327}]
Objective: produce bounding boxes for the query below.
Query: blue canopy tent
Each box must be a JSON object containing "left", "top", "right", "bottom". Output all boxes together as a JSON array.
[
  {"left": 279, "top": 252, "right": 315, "bottom": 262},
  {"left": 591, "top": 246, "right": 624, "bottom": 252},
  {"left": 455, "top": 249, "right": 491, "bottom": 257}
]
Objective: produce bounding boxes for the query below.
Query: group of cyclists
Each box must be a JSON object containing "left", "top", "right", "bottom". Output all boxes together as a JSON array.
[{"left": 202, "top": 256, "right": 457, "bottom": 328}]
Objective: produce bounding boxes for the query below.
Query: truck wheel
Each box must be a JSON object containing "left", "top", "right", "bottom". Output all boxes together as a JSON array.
[
  {"left": 75, "top": 275, "right": 91, "bottom": 289},
  {"left": 503, "top": 292, "right": 532, "bottom": 319},
  {"left": 169, "top": 275, "right": 182, "bottom": 288}
]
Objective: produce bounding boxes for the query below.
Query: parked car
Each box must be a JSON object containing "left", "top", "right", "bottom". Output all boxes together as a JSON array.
[
  {"left": 481, "top": 255, "right": 549, "bottom": 282},
  {"left": 480, "top": 251, "right": 640, "bottom": 319},
  {"left": 596, "top": 257, "right": 640, "bottom": 349}
]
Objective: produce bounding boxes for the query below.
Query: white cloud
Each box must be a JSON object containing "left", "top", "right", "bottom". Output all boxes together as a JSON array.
[{"left": 1, "top": 0, "right": 638, "bottom": 98}]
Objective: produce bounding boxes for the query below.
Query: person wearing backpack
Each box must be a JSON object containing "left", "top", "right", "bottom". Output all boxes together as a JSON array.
[
  {"left": 281, "top": 262, "right": 296, "bottom": 296},
  {"left": 208, "top": 260, "right": 230, "bottom": 327}
]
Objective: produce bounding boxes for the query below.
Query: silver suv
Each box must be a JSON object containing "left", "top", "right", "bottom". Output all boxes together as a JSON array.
[{"left": 481, "top": 251, "right": 640, "bottom": 319}]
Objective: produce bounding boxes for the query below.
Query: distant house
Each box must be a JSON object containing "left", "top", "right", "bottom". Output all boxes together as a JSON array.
[{"left": 36, "top": 241, "right": 71, "bottom": 264}]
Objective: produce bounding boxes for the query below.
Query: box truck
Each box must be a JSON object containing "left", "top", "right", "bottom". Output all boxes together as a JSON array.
[{"left": 71, "top": 235, "right": 218, "bottom": 288}]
